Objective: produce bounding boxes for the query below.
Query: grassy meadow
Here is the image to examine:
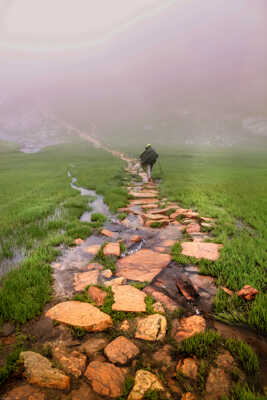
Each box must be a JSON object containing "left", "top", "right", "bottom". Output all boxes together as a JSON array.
[
  {"left": 148, "top": 148, "right": 267, "bottom": 334},
  {"left": 0, "top": 140, "right": 127, "bottom": 324}
]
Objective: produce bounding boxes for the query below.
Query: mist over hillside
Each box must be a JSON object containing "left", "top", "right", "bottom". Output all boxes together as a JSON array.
[{"left": 1, "top": 0, "right": 267, "bottom": 150}]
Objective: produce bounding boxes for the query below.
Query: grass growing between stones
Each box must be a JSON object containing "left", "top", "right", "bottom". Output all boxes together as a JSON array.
[
  {"left": 0, "top": 141, "right": 127, "bottom": 326},
  {"left": 156, "top": 149, "right": 267, "bottom": 334}
]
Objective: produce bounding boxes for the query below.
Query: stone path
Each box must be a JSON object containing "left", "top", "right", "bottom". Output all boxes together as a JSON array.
[{"left": 3, "top": 154, "right": 264, "bottom": 400}]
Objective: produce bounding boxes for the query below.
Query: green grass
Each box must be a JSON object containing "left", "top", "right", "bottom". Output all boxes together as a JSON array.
[
  {"left": 155, "top": 149, "right": 267, "bottom": 334},
  {"left": 0, "top": 141, "right": 127, "bottom": 325}
]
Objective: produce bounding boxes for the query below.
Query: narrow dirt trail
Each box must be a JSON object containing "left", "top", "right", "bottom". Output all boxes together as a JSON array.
[{"left": 2, "top": 130, "right": 267, "bottom": 400}]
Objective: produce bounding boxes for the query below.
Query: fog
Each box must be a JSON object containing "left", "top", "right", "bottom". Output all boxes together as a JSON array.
[{"left": 1, "top": 0, "right": 267, "bottom": 148}]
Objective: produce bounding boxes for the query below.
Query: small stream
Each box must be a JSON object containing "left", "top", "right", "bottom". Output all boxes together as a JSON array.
[{"left": 68, "top": 171, "right": 112, "bottom": 222}]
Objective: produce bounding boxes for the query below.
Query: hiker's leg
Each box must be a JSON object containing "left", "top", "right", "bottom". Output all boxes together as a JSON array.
[{"left": 147, "top": 164, "right": 151, "bottom": 181}]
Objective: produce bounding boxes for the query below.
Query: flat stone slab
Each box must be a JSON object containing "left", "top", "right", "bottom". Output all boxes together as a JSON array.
[
  {"left": 46, "top": 301, "right": 112, "bottom": 331},
  {"left": 112, "top": 285, "right": 147, "bottom": 312},
  {"left": 20, "top": 351, "right": 70, "bottom": 390},
  {"left": 129, "top": 191, "right": 158, "bottom": 199},
  {"left": 171, "top": 315, "right": 206, "bottom": 342},
  {"left": 85, "top": 361, "right": 127, "bottom": 398},
  {"left": 135, "top": 314, "right": 167, "bottom": 341},
  {"left": 3, "top": 385, "right": 45, "bottom": 400},
  {"left": 74, "top": 270, "right": 100, "bottom": 291},
  {"left": 103, "top": 242, "right": 120, "bottom": 257},
  {"left": 181, "top": 242, "right": 223, "bottom": 261},
  {"left": 85, "top": 244, "right": 101, "bottom": 255},
  {"left": 116, "top": 249, "right": 171, "bottom": 282},
  {"left": 104, "top": 336, "right": 139, "bottom": 364},
  {"left": 129, "top": 199, "right": 158, "bottom": 205}
]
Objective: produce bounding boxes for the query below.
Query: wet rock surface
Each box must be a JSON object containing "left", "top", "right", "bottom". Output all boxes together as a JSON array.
[
  {"left": 46, "top": 301, "right": 113, "bottom": 331},
  {"left": 112, "top": 284, "right": 147, "bottom": 312},
  {"left": 84, "top": 361, "right": 127, "bottom": 398},
  {"left": 20, "top": 351, "right": 70, "bottom": 390},
  {"left": 104, "top": 336, "right": 139, "bottom": 364},
  {"left": 172, "top": 315, "right": 206, "bottom": 342},
  {"left": 135, "top": 314, "right": 167, "bottom": 341}
]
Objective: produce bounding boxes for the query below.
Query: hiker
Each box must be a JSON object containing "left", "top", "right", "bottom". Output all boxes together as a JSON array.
[{"left": 140, "top": 144, "right": 158, "bottom": 182}]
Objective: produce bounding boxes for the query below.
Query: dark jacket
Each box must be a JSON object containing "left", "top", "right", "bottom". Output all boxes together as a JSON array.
[{"left": 140, "top": 146, "right": 158, "bottom": 166}]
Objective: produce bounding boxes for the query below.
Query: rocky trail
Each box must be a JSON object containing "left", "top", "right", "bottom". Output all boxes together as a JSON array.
[{"left": 1, "top": 145, "right": 266, "bottom": 399}]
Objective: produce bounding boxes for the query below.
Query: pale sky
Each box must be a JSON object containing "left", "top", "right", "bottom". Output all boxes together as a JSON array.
[{"left": 0, "top": 0, "right": 177, "bottom": 50}]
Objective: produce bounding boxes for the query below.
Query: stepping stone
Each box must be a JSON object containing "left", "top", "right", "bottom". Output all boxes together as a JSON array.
[
  {"left": 46, "top": 301, "right": 112, "bottom": 331},
  {"left": 20, "top": 351, "right": 70, "bottom": 390},
  {"left": 88, "top": 286, "right": 107, "bottom": 306},
  {"left": 116, "top": 249, "right": 171, "bottom": 282},
  {"left": 104, "top": 336, "right": 139, "bottom": 364},
  {"left": 176, "top": 276, "right": 198, "bottom": 301},
  {"left": 74, "top": 270, "right": 100, "bottom": 291},
  {"left": 141, "top": 204, "right": 158, "bottom": 209},
  {"left": 3, "top": 385, "right": 45, "bottom": 400},
  {"left": 129, "top": 191, "right": 158, "bottom": 199},
  {"left": 73, "top": 238, "right": 84, "bottom": 245},
  {"left": 85, "top": 244, "right": 101, "bottom": 255},
  {"left": 186, "top": 223, "right": 201, "bottom": 234},
  {"left": 171, "top": 315, "right": 206, "bottom": 342},
  {"left": 103, "top": 242, "right": 120, "bottom": 257},
  {"left": 52, "top": 345, "right": 87, "bottom": 378},
  {"left": 149, "top": 207, "right": 178, "bottom": 215},
  {"left": 101, "top": 229, "right": 117, "bottom": 238},
  {"left": 135, "top": 314, "right": 167, "bottom": 341},
  {"left": 84, "top": 361, "right": 127, "bottom": 398},
  {"left": 181, "top": 242, "right": 223, "bottom": 261},
  {"left": 176, "top": 358, "right": 199, "bottom": 380},
  {"left": 128, "top": 235, "right": 142, "bottom": 243},
  {"left": 161, "top": 240, "right": 176, "bottom": 246},
  {"left": 205, "top": 353, "right": 234, "bottom": 400},
  {"left": 182, "top": 394, "right": 197, "bottom": 400},
  {"left": 143, "top": 214, "right": 169, "bottom": 221},
  {"left": 152, "top": 301, "right": 165, "bottom": 313},
  {"left": 112, "top": 285, "right": 147, "bottom": 312},
  {"left": 104, "top": 277, "right": 126, "bottom": 287},
  {"left": 102, "top": 269, "right": 113, "bottom": 279},
  {"left": 129, "top": 199, "right": 158, "bottom": 205},
  {"left": 221, "top": 287, "right": 233, "bottom": 296},
  {"left": 128, "top": 370, "right": 165, "bottom": 400}
]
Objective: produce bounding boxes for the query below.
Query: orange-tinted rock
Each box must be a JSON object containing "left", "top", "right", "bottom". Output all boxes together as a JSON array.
[
  {"left": 46, "top": 301, "right": 112, "bottom": 331},
  {"left": 152, "top": 301, "right": 165, "bottom": 313},
  {"left": 81, "top": 337, "right": 108, "bottom": 356},
  {"left": 104, "top": 336, "right": 139, "bottom": 364},
  {"left": 104, "top": 277, "right": 126, "bottom": 287},
  {"left": 141, "top": 204, "right": 158, "bottom": 209},
  {"left": 144, "top": 214, "right": 169, "bottom": 221},
  {"left": 237, "top": 285, "right": 259, "bottom": 300},
  {"left": 161, "top": 240, "right": 176, "bottom": 247},
  {"left": 182, "top": 393, "right": 197, "bottom": 400},
  {"left": 101, "top": 229, "right": 116, "bottom": 238},
  {"left": 128, "top": 370, "right": 165, "bottom": 400},
  {"left": 85, "top": 244, "right": 101, "bottom": 255},
  {"left": 205, "top": 367, "right": 232, "bottom": 399},
  {"left": 74, "top": 270, "right": 100, "bottom": 291},
  {"left": 144, "top": 286, "right": 178, "bottom": 311},
  {"left": 112, "top": 285, "right": 146, "bottom": 312},
  {"left": 181, "top": 242, "right": 223, "bottom": 261},
  {"left": 176, "top": 358, "right": 198, "bottom": 380},
  {"left": 221, "top": 287, "right": 234, "bottom": 296},
  {"left": 103, "top": 242, "right": 121, "bottom": 257},
  {"left": 0, "top": 335, "right": 16, "bottom": 345},
  {"left": 84, "top": 361, "right": 127, "bottom": 398},
  {"left": 201, "top": 217, "right": 215, "bottom": 222},
  {"left": 88, "top": 286, "right": 107, "bottom": 306},
  {"left": 172, "top": 316, "right": 206, "bottom": 342},
  {"left": 129, "top": 191, "right": 158, "bottom": 199},
  {"left": 20, "top": 351, "right": 70, "bottom": 390},
  {"left": 176, "top": 276, "right": 198, "bottom": 301},
  {"left": 201, "top": 222, "right": 213, "bottom": 228},
  {"left": 120, "top": 320, "right": 130, "bottom": 332},
  {"left": 129, "top": 199, "right": 158, "bottom": 205},
  {"left": 73, "top": 238, "right": 84, "bottom": 245},
  {"left": 53, "top": 346, "right": 87, "bottom": 378},
  {"left": 154, "top": 246, "right": 169, "bottom": 253},
  {"left": 102, "top": 269, "right": 113, "bottom": 279},
  {"left": 145, "top": 219, "right": 169, "bottom": 227},
  {"left": 129, "top": 235, "right": 142, "bottom": 243},
  {"left": 153, "top": 345, "right": 173, "bottom": 367},
  {"left": 135, "top": 314, "right": 167, "bottom": 341},
  {"left": 186, "top": 223, "right": 201, "bottom": 234},
  {"left": 183, "top": 211, "right": 199, "bottom": 219},
  {"left": 3, "top": 384, "right": 45, "bottom": 400},
  {"left": 116, "top": 249, "right": 171, "bottom": 282}
]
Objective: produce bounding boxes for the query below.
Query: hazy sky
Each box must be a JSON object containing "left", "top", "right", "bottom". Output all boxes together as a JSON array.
[{"left": 1, "top": 0, "right": 267, "bottom": 121}]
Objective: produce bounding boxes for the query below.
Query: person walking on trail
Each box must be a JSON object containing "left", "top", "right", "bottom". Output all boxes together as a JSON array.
[{"left": 140, "top": 144, "right": 158, "bottom": 182}]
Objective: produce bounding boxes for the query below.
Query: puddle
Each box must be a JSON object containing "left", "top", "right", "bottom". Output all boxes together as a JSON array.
[{"left": 0, "top": 247, "right": 27, "bottom": 278}]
